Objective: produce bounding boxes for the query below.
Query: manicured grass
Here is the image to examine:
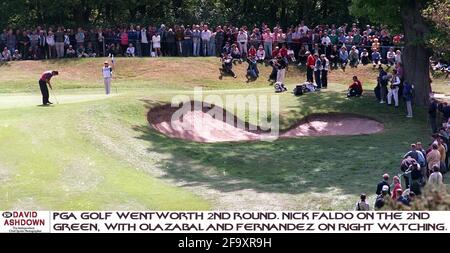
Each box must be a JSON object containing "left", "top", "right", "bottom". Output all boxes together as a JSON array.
[{"left": 0, "top": 58, "right": 448, "bottom": 210}]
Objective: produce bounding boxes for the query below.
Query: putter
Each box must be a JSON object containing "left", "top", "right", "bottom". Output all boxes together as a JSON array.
[{"left": 50, "top": 88, "right": 60, "bottom": 104}]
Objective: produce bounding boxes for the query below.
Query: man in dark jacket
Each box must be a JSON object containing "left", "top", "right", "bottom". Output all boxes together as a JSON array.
[
  {"left": 428, "top": 98, "right": 439, "bottom": 133},
  {"left": 376, "top": 174, "right": 390, "bottom": 196}
]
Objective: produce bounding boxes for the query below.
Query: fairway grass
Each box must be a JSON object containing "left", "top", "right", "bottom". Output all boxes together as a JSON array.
[{"left": 0, "top": 58, "right": 448, "bottom": 210}]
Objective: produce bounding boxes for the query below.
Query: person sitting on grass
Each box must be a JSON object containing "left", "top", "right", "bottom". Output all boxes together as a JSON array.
[
  {"left": 12, "top": 49, "right": 22, "bottom": 61},
  {"left": 86, "top": 42, "right": 96, "bottom": 57},
  {"left": 219, "top": 52, "right": 236, "bottom": 79},
  {"left": 339, "top": 46, "right": 349, "bottom": 72},
  {"left": 347, "top": 76, "right": 363, "bottom": 97},
  {"left": 77, "top": 45, "right": 88, "bottom": 58},
  {"left": 1, "top": 47, "right": 11, "bottom": 61},
  {"left": 246, "top": 55, "right": 259, "bottom": 82},
  {"left": 372, "top": 48, "right": 381, "bottom": 68},
  {"left": 360, "top": 48, "right": 369, "bottom": 65},
  {"left": 126, "top": 43, "right": 135, "bottom": 57},
  {"left": 66, "top": 45, "right": 76, "bottom": 58},
  {"left": 256, "top": 45, "right": 265, "bottom": 63},
  {"left": 355, "top": 193, "right": 370, "bottom": 211},
  {"left": 349, "top": 46, "right": 359, "bottom": 68}
]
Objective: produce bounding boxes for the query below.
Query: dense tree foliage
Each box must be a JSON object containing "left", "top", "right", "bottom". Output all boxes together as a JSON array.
[
  {"left": 0, "top": 0, "right": 357, "bottom": 28},
  {"left": 351, "top": 0, "right": 441, "bottom": 106}
]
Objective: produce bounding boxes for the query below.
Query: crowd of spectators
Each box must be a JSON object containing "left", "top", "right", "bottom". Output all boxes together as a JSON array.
[
  {"left": 0, "top": 21, "right": 404, "bottom": 62},
  {"left": 358, "top": 110, "right": 450, "bottom": 210}
]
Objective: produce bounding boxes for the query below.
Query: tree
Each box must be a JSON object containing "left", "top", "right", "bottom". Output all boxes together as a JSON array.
[{"left": 351, "top": 0, "right": 436, "bottom": 106}]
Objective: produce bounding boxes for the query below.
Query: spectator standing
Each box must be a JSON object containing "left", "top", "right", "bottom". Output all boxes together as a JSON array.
[
  {"left": 403, "top": 81, "right": 414, "bottom": 118},
  {"left": 6, "top": 29, "right": 16, "bottom": 55},
  {"left": 428, "top": 165, "right": 443, "bottom": 186},
  {"left": 140, "top": 26, "right": 149, "bottom": 57},
  {"left": 192, "top": 25, "right": 201, "bottom": 57},
  {"left": 152, "top": 33, "right": 161, "bottom": 57},
  {"left": 313, "top": 53, "right": 322, "bottom": 89},
  {"left": 75, "top": 28, "right": 85, "bottom": 48},
  {"left": 263, "top": 29, "right": 273, "bottom": 59},
  {"left": 387, "top": 69, "right": 400, "bottom": 107},
  {"left": 306, "top": 51, "right": 315, "bottom": 83},
  {"left": 54, "top": 27, "right": 65, "bottom": 58},
  {"left": 201, "top": 25, "right": 211, "bottom": 56},
  {"left": 46, "top": 31, "right": 56, "bottom": 59},
  {"left": 237, "top": 29, "right": 248, "bottom": 59},
  {"left": 321, "top": 54, "right": 329, "bottom": 89}
]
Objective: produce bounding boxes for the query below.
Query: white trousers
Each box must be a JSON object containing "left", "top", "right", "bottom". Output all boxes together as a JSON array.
[
  {"left": 406, "top": 100, "right": 413, "bottom": 117},
  {"left": 277, "top": 68, "right": 286, "bottom": 84},
  {"left": 387, "top": 87, "right": 399, "bottom": 106},
  {"left": 104, "top": 77, "right": 112, "bottom": 95}
]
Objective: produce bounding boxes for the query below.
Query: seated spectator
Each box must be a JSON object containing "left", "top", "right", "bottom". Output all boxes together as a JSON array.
[
  {"left": 126, "top": 43, "right": 135, "bottom": 57},
  {"left": 256, "top": 45, "right": 265, "bottom": 63},
  {"left": 372, "top": 48, "right": 381, "bottom": 68},
  {"left": 219, "top": 52, "right": 236, "bottom": 79},
  {"left": 339, "top": 46, "right": 348, "bottom": 71},
  {"left": 230, "top": 44, "right": 241, "bottom": 61},
  {"left": 286, "top": 45, "right": 296, "bottom": 63},
  {"left": 355, "top": 193, "right": 370, "bottom": 211},
  {"left": 349, "top": 46, "right": 359, "bottom": 68},
  {"left": 66, "top": 45, "right": 76, "bottom": 58},
  {"left": 77, "top": 45, "right": 88, "bottom": 58},
  {"left": 246, "top": 55, "right": 259, "bottom": 82},
  {"left": 248, "top": 45, "right": 256, "bottom": 57},
  {"left": 347, "top": 76, "right": 363, "bottom": 97},
  {"left": 360, "top": 49, "right": 369, "bottom": 65},
  {"left": 1, "top": 47, "right": 11, "bottom": 61},
  {"left": 86, "top": 42, "right": 96, "bottom": 57},
  {"left": 12, "top": 50, "right": 22, "bottom": 61}
]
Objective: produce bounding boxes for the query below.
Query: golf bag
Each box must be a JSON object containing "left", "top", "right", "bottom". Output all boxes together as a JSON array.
[{"left": 293, "top": 85, "right": 304, "bottom": 96}]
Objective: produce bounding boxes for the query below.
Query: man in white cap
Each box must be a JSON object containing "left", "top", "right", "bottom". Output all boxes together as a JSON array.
[{"left": 102, "top": 61, "right": 113, "bottom": 95}]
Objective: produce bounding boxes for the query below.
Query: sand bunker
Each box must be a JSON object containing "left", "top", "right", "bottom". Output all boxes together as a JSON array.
[{"left": 148, "top": 102, "right": 384, "bottom": 143}]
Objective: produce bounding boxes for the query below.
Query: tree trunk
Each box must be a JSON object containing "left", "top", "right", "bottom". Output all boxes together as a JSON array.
[{"left": 400, "top": 0, "right": 431, "bottom": 106}]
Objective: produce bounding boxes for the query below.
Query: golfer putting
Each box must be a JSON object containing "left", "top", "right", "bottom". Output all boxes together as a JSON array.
[{"left": 38, "top": 70, "right": 59, "bottom": 106}]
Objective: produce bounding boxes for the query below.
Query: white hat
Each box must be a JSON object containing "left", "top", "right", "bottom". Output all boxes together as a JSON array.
[{"left": 382, "top": 185, "right": 389, "bottom": 192}]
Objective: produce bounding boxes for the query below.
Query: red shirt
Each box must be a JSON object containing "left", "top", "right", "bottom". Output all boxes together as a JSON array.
[
  {"left": 40, "top": 71, "right": 53, "bottom": 82},
  {"left": 271, "top": 49, "right": 279, "bottom": 58},
  {"left": 248, "top": 47, "right": 256, "bottom": 57},
  {"left": 349, "top": 80, "right": 363, "bottom": 93},
  {"left": 307, "top": 55, "right": 316, "bottom": 67},
  {"left": 279, "top": 48, "right": 288, "bottom": 57},
  {"left": 391, "top": 183, "right": 402, "bottom": 200}
]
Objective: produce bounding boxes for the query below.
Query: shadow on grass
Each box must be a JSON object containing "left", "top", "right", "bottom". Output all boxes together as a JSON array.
[{"left": 132, "top": 91, "right": 431, "bottom": 196}]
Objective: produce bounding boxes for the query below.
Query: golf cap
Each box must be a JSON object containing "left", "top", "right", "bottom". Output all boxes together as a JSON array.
[
  {"left": 305, "top": 51, "right": 311, "bottom": 55},
  {"left": 104, "top": 61, "right": 108, "bottom": 64},
  {"left": 383, "top": 173, "right": 389, "bottom": 179},
  {"left": 382, "top": 185, "right": 389, "bottom": 192}
]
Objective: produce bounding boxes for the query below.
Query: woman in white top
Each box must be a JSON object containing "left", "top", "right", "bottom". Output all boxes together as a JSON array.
[{"left": 152, "top": 33, "right": 161, "bottom": 57}]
